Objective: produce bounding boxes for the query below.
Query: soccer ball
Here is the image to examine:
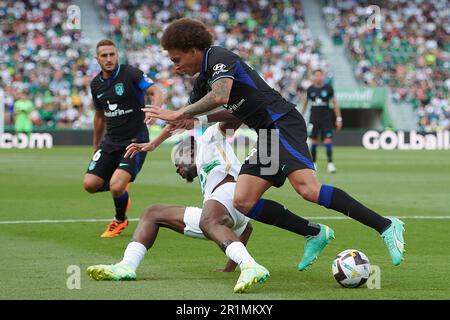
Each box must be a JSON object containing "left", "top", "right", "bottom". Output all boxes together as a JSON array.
[{"left": 332, "top": 249, "right": 371, "bottom": 288}]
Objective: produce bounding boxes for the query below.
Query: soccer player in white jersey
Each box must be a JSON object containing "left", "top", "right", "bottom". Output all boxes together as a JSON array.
[{"left": 87, "top": 119, "right": 270, "bottom": 293}]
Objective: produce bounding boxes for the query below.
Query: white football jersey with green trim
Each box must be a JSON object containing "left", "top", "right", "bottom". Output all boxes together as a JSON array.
[{"left": 196, "top": 123, "right": 241, "bottom": 197}]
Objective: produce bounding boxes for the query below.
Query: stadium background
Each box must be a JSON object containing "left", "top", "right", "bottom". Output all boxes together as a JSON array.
[{"left": 0, "top": 0, "right": 449, "bottom": 300}]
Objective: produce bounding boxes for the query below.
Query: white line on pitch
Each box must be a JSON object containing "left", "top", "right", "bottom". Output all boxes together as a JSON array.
[{"left": 0, "top": 216, "right": 449, "bottom": 225}]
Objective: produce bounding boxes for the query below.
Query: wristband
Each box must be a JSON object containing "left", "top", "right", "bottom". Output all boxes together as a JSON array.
[
  {"left": 196, "top": 115, "right": 208, "bottom": 127},
  {"left": 336, "top": 117, "right": 342, "bottom": 122}
]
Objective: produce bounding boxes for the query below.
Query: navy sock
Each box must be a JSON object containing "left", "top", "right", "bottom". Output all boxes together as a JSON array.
[
  {"left": 113, "top": 191, "right": 129, "bottom": 221},
  {"left": 311, "top": 144, "right": 317, "bottom": 162},
  {"left": 325, "top": 143, "right": 332, "bottom": 163},
  {"left": 318, "top": 185, "right": 391, "bottom": 233},
  {"left": 246, "top": 199, "right": 320, "bottom": 237}
]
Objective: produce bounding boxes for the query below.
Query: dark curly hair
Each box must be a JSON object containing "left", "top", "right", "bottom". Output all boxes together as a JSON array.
[{"left": 161, "top": 18, "right": 213, "bottom": 52}]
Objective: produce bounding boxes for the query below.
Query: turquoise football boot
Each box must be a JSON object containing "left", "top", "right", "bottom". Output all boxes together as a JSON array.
[
  {"left": 233, "top": 264, "right": 270, "bottom": 293},
  {"left": 381, "top": 217, "right": 405, "bottom": 266},
  {"left": 87, "top": 263, "right": 136, "bottom": 281},
  {"left": 298, "top": 224, "right": 335, "bottom": 271}
]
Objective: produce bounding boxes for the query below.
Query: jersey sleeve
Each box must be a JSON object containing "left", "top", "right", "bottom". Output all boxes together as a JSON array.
[
  {"left": 207, "top": 49, "right": 238, "bottom": 85},
  {"left": 127, "top": 65, "right": 155, "bottom": 92}
]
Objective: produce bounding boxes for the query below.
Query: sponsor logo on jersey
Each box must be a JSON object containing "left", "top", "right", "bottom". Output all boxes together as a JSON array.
[
  {"left": 105, "top": 100, "right": 133, "bottom": 117},
  {"left": 107, "top": 100, "right": 118, "bottom": 111},
  {"left": 224, "top": 99, "right": 245, "bottom": 112},
  {"left": 212, "top": 63, "right": 229, "bottom": 77},
  {"left": 115, "top": 83, "right": 124, "bottom": 96},
  {"left": 104, "top": 108, "right": 133, "bottom": 118},
  {"left": 96, "top": 92, "right": 105, "bottom": 99}
]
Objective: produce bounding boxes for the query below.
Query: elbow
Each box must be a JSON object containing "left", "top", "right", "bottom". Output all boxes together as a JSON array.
[{"left": 215, "top": 96, "right": 229, "bottom": 106}]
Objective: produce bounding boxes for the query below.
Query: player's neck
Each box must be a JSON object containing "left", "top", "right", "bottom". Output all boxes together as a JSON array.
[
  {"left": 102, "top": 70, "right": 113, "bottom": 79},
  {"left": 313, "top": 82, "right": 324, "bottom": 87},
  {"left": 101, "top": 64, "right": 119, "bottom": 80}
]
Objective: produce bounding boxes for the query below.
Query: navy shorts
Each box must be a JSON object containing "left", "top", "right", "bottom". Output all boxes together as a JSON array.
[
  {"left": 310, "top": 120, "right": 333, "bottom": 141},
  {"left": 240, "top": 108, "right": 314, "bottom": 188},
  {"left": 86, "top": 142, "right": 147, "bottom": 182}
]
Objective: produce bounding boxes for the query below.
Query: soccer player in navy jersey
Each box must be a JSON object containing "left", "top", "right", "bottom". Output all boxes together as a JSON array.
[
  {"left": 147, "top": 18, "right": 405, "bottom": 268},
  {"left": 301, "top": 69, "right": 342, "bottom": 173},
  {"left": 83, "top": 39, "right": 163, "bottom": 237}
]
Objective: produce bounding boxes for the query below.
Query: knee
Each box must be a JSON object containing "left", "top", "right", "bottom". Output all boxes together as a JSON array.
[
  {"left": 199, "top": 214, "right": 232, "bottom": 233},
  {"left": 109, "top": 180, "right": 126, "bottom": 196},
  {"left": 83, "top": 180, "right": 99, "bottom": 194},
  {"left": 295, "top": 183, "right": 321, "bottom": 203},
  {"left": 233, "top": 197, "right": 257, "bottom": 214},
  {"left": 142, "top": 204, "right": 166, "bottom": 222}
]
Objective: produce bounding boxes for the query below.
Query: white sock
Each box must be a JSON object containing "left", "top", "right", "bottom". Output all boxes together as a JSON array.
[
  {"left": 225, "top": 241, "right": 257, "bottom": 270},
  {"left": 119, "top": 241, "right": 147, "bottom": 271}
]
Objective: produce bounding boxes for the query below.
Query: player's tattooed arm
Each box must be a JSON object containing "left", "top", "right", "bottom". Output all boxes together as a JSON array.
[
  {"left": 180, "top": 78, "right": 233, "bottom": 118},
  {"left": 142, "top": 79, "right": 232, "bottom": 122}
]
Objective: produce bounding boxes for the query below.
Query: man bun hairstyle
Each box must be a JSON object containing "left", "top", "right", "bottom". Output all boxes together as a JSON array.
[{"left": 161, "top": 18, "right": 213, "bottom": 52}]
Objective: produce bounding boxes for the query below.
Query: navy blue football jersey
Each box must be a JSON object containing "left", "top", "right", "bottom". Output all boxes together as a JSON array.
[
  {"left": 90, "top": 64, "right": 154, "bottom": 146},
  {"left": 306, "top": 83, "right": 334, "bottom": 123},
  {"left": 188, "top": 46, "right": 296, "bottom": 130}
]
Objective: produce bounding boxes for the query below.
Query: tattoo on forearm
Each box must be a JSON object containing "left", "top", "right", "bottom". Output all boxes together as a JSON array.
[
  {"left": 183, "top": 93, "right": 218, "bottom": 117},
  {"left": 183, "top": 79, "right": 231, "bottom": 117}
]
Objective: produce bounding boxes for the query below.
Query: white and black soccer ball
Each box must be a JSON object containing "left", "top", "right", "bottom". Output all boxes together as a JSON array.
[{"left": 332, "top": 249, "right": 371, "bottom": 288}]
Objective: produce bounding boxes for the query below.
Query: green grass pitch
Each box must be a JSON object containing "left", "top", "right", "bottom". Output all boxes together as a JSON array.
[{"left": 0, "top": 146, "right": 449, "bottom": 299}]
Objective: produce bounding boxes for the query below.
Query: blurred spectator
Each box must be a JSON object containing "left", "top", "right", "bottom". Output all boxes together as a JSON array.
[
  {"left": 13, "top": 90, "right": 34, "bottom": 134},
  {"left": 323, "top": 0, "right": 449, "bottom": 132},
  {"left": 96, "top": 0, "right": 330, "bottom": 110},
  {"left": 0, "top": 0, "right": 95, "bottom": 130}
]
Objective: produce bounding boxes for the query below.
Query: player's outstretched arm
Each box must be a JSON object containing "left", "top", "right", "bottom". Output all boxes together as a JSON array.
[
  {"left": 193, "top": 109, "right": 242, "bottom": 133},
  {"left": 216, "top": 223, "right": 253, "bottom": 273},
  {"left": 124, "top": 125, "right": 173, "bottom": 158},
  {"left": 143, "top": 78, "right": 234, "bottom": 122},
  {"left": 181, "top": 78, "right": 233, "bottom": 118}
]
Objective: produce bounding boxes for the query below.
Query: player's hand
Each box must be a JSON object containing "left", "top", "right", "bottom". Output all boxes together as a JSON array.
[
  {"left": 145, "top": 116, "right": 157, "bottom": 126},
  {"left": 142, "top": 107, "right": 185, "bottom": 122},
  {"left": 143, "top": 105, "right": 159, "bottom": 125},
  {"left": 124, "top": 142, "right": 155, "bottom": 158}
]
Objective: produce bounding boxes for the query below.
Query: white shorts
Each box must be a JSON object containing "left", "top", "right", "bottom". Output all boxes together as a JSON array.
[{"left": 183, "top": 183, "right": 250, "bottom": 239}]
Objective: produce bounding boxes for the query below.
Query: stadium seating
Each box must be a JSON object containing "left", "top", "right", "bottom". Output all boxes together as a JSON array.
[
  {"left": 322, "top": 0, "right": 449, "bottom": 132},
  {"left": 0, "top": 0, "right": 97, "bottom": 130},
  {"left": 1, "top": 0, "right": 447, "bottom": 132},
  {"left": 95, "top": 0, "right": 329, "bottom": 112}
]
